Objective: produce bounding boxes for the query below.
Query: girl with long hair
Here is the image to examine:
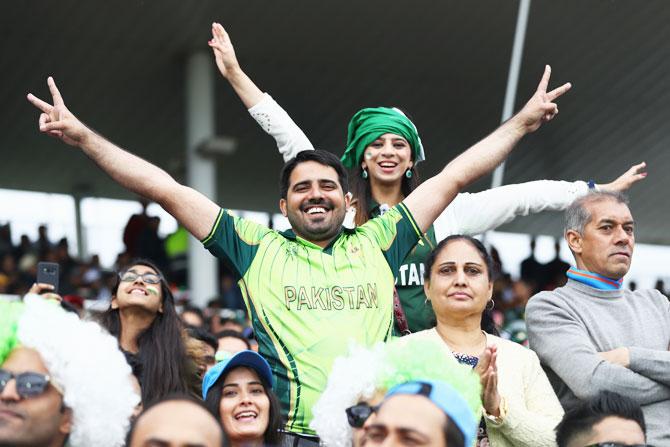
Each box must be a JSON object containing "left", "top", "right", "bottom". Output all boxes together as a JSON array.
[{"left": 99, "top": 258, "right": 198, "bottom": 405}]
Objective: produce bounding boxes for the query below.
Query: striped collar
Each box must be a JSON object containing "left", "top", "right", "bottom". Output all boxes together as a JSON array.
[{"left": 566, "top": 267, "right": 623, "bottom": 290}]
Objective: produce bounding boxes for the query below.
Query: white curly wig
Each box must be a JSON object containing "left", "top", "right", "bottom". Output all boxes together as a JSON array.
[
  {"left": 310, "top": 338, "right": 481, "bottom": 447},
  {"left": 16, "top": 295, "right": 139, "bottom": 447}
]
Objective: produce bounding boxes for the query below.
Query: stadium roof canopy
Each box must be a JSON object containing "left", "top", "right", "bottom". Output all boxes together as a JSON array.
[{"left": 3, "top": 0, "right": 670, "bottom": 243}]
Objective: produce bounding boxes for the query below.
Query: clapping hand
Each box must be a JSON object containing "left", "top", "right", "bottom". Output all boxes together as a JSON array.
[{"left": 475, "top": 345, "right": 502, "bottom": 417}]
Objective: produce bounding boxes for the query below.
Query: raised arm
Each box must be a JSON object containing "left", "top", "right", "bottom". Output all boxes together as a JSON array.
[
  {"left": 27, "top": 77, "right": 219, "bottom": 240},
  {"left": 433, "top": 162, "right": 647, "bottom": 239},
  {"left": 209, "top": 22, "right": 314, "bottom": 162},
  {"left": 404, "top": 65, "right": 571, "bottom": 233}
]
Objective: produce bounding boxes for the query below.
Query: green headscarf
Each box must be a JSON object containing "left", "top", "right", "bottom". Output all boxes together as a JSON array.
[{"left": 341, "top": 107, "right": 425, "bottom": 169}]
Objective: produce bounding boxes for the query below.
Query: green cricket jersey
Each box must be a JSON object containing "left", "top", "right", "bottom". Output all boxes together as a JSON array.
[
  {"left": 369, "top": 202, "right": 437, "bottom": 333},
  {"left": 202, "top": 203, "right": 421, "bottom": 434}
]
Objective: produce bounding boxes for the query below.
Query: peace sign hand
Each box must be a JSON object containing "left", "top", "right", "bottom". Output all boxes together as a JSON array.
[
  {"left": 515, "top": 65, "right": 572, "bottom": 133},
  {"left": 27, "top": 77, "right": 89, "bottom": 147}
]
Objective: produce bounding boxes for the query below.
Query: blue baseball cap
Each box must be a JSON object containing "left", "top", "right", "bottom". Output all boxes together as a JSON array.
[
  {"left": 385, "top": 380, "right": 478, "bottom": 447},
  {"left": 202, "top": 350, "right": 273, "bottom": 400}
]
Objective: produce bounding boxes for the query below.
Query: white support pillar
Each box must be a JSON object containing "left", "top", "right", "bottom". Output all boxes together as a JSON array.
[
  {"left": 490, "top": 0, "right": 532, "bottom": 189},
  {"left": 73, "top": 193, "right": 86, "bottom": 260},
  {"left": 185, "top": 52, "right": 218, "bottom": 308}
]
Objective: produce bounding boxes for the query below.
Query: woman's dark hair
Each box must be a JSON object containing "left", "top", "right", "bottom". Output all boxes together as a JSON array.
[
  {"left": 444, "top": 415, "right": 466, "bottom": 447},
  {"left": 423, "top": 235, "right": 499, "bottom": 336},
  {"left": 279, "top": 150, "right": 349, "bottom": 199},
  {"left": 350, "top": 164, "right": 419, "bottom": 226},
  {"left": 99, "top": 258, "right": 197, "bottom": 405},
  {"left": 555, "top": 391, "right": 646, "bottom": 447},
  {"left": 204, "top": 366, "right": 283, "bottom": 445},
  {"left": 181, "top": 304, "right": 205, "bottom": 328},
  {"left": 124, "top": 352, "right": 144, "bottom": 385}
]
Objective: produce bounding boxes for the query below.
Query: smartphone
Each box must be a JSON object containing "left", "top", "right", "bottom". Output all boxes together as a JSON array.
[{"left": 36, "top": 262, "right": 60, "bottom": 294}]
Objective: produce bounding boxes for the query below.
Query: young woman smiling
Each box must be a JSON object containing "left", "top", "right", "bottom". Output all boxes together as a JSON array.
[
  {"left": 203, "top": 350, "right": 283, "bottom": 447},
  {"left": 99, "top": 259, "right": 197, "bottom": 405}
]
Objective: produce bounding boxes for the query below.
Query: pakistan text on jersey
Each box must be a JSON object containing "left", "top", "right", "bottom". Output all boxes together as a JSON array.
[
  {"left": 395, "top": 262, "right": 425, "bottom": 286},
  {"left": 284, "top": 284, "right": 379, "bottom": 310}
]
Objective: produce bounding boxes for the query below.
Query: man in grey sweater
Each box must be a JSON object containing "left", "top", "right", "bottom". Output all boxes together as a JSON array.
[{"left": 526, "top": 191, "right": 670, "bottom": 446}]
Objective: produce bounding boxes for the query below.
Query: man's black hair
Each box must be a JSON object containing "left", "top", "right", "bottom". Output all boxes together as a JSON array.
[
  {"left": 180, "top": 304, "right": 205, "bottom": 327},
  {"left": 555, "top": 391, "right": 646, "bottom": 447},
  {"left": 279, "top": 150, "right": 349, "bottom": 199},
  {"left": 187, "top": 326, "right": 218, "bottom": 352},
  {"left": 215, "top": 330, "right": 251, "bottom": 350},
  {"left": 126, "top": 394, "right": 227, "bottom": 447}
]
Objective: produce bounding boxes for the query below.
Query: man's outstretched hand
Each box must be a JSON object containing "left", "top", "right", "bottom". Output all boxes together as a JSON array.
[
  {"left": 514, "top": 65, "right": 572, "bottom": 134},
  {"left": 27, "top": 77, "right": 89, "bottom": 147}
]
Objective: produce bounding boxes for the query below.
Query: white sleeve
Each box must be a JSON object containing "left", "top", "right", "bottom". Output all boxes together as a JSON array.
[
  {"left": 247, "top": 93, "right": 315, "bottom": 162},
  {"left": 433, "top": 180, "right": 590, "bottom": 241}
]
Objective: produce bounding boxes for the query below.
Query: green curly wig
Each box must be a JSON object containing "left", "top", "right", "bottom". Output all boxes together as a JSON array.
[
  {"left": 379, "top": 338, "right": 482, "bottom": 417},
  {"left": 0, "top": 300, "right": 24, "bottom": 365}
]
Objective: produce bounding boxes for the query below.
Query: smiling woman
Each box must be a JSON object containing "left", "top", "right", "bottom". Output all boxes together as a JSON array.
[
  {"left": 98, "top": 258, "right": 199, "bottom": 406},
  {"left": 203, "top": 350, "right": 283, "bottom": 447}
]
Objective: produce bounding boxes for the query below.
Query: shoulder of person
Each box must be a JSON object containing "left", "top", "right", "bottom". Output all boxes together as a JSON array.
[
  {"left": 487, "top": 333, "right": 534, "bottom": 357},
  {"left": 526, "top": 288, "right": 568, "bottom": 311},
  {"left": 629, "top": 287, "right": 670, "bottom": 307},
  {"left": 403, "top": 328, "right": 440, "bottom": 342}
]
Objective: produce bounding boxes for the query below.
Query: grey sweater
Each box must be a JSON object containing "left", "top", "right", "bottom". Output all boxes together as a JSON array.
[{"left": 526, "top": 279, "right": 670, "bottom": 446}]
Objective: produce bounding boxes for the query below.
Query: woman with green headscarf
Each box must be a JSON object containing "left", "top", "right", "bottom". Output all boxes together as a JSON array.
[{"left": 208, "top": 22, "right": 646, "bottom": 334}]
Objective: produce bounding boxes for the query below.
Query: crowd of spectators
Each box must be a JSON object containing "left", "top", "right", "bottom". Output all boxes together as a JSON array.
[{"left": 3, "top": 19, "right": 665, "bottom": 447}]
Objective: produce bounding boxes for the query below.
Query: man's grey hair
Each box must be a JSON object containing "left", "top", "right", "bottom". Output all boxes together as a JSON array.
[{"left": 564, "top": 191, "right": 630, "bottom": 235}]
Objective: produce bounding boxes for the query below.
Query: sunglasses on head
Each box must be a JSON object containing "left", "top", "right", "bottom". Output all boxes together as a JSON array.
[
  {"left": 0, "top": 369, "right": 62, "bottom": 399},
  {"left": 119, "top": 271, "right": 162, "bottom": 284},
  {"left": 345, "top": 402, "right": 380, "bottom": 428}
]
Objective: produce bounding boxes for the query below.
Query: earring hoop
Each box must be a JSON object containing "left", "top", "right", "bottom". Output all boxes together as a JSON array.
[
  {"left": 362, "top": 169, "right": 368, "bottom": 179},
  {"left": 405, "top": 169, "right": 413, "bottom": 178},
  {"left": 486, "top": 300, "right": 495, "bottom": 311}
]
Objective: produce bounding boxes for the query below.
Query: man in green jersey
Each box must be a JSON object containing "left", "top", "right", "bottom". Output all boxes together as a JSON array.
[{"left": 28, "top": 67, "right": 569, "bottom": 442}]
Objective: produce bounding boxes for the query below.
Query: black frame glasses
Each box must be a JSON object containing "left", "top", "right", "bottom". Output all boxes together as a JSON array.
[
  {"left": 345, "top": 402, "right": 380, "bottom": 428},
  {"left": 119, "top": 271, "right": 162, "bottom": 284},
  {"left": 0, "top": 369, "right": 62, "bottom": 399}
]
